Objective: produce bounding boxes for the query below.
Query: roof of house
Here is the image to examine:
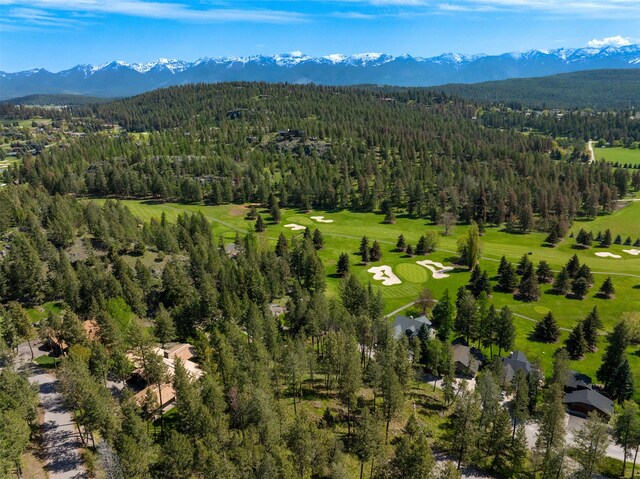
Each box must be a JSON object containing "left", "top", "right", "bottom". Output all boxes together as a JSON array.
[
  {"left": 134, "top": 383, "right": 176, "bottom": 409},
  {"left": 166, "top": 343, "right": 196, "bottom": 362},
  {"left": 566, "top": 370, "right": 593, "bottom": 391},
  {"left": 501, "top": 350, "right": 534, "bottom": 383},
  {"left": 453, "top": 344, "right": 482, "bottom": 375},
  {"left": 563, "top": 389, "right": 614, "bottom": 416},
  {"left": 82, "top": 319, "right": 100, "bottom": 342},
  {"left": 392, "top": 315, "right": 431, "bottom": 339}
]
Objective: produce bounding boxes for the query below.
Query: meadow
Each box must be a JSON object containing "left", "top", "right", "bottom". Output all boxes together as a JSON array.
[
  {"left": 595, "top": 146, "right": 640, "bottom": 167},
  {"left": 96, "top": 198, "right": 640, "bottom": 395}
]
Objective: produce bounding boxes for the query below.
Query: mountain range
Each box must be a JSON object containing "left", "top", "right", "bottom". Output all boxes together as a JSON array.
[{"left": 1, "top": 45, "right": 640, "bottom": 100}]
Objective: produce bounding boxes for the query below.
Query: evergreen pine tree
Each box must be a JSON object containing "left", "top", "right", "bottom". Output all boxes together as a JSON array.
[
  {"left": 515, "top": 253, "right": 531, "bottom": 275},
  {"left": 517, "top": 262, "right": 540, "bottom": 302},
  {"left": 369, "top": 241, "right": 382, "bottom": 262},
  {"left": 581, "top": 308, "right": 602, "bottom": 352},
  {"left": 552, "top": 267, "right": 571, "bottom": 294},
  {"left": 611, "top": 360, "right": 635, "bottom": 402},
  {"left": 254, "top": 214, "right": 266, "bottom": 232},
  {"left": 359, "top": 236, "right": 370, "bottom": 263},
  {"left": 396, "top": 234, "right": 407, "bottom": 252},
  {"left": 497, "top": 258, "right": 518, "bottom": 293},
  {"left": 312, "top": 229, "right": 324, "bottom": 250},
  {"left": 571, "top": 277, "right": 589, "bottom": 299},
  {"left": 536, "top": 260, "right": 554, "bottom": 284},
  {"left": 565, "top": 323, "right": 588, "bottom": 359},
  {"left": 275, "top": 233, "right": 289, "bottom": 258},
  {"left": 566, "top": 254, "right": 581, "bottom": 278},
  {"left": 496, "top": 307, "right": 516, "bottom": 356},
  {"left": 598, "top": 277, "right": 615, "bottom": 299},
  {"left": 534, "top": 312, "right": 561, "bottom": 343},
  {"left": 597, "top": 321, "right": 631, "bottom": 394},
  {"left": 337, "top": 253, "right": 351, "bottom": 277},
  {"left": 432, "top": 289, "right": 455, "bottom": 341}
]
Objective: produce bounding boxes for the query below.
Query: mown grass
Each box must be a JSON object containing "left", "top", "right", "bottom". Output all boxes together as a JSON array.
[
  {"left": 595, "top": 146, "right": 640, "bottom": 167},
  {"left": 34, "top": 355, "right": 59, "bottom": 368},
  {"left": 27, "top": 301, "right": 65, "bottom": 324},
  {"left": 92, "top": 198, "right": 640, "bottom": 398}
]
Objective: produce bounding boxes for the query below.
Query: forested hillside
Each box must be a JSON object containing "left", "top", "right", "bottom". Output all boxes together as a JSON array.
[
  {"left": 438, "top": 69, "right": 640, "bottom": 110},
  {"left": 1, "top": 93, "right": 112, "bottom": 107},
  {"left": 4, "top": 83, "right": 635, "bottom": 234}
]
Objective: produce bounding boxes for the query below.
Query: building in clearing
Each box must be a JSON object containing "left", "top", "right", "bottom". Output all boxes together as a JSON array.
[
  {"left": 563, "top": 389, "right": 614, "bottom": 418},
  {"left": 500, "top": 350, "right": 536, "bottom": 386},
  {"left": 131, "top": 343, "right": 202, "bottom": 412},
  {"left": 392, "top": 315, "right": 432, "bottom": 339},
  {"left": 565, "top": 370, "right": 593, "bottom": 393},
  {"left": 452, "top": 343, "right": 483, "bottom": 378}
]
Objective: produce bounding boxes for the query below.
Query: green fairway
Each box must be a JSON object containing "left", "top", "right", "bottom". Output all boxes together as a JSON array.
[
  {"left": 94, "top": 198, "right": 640, "bottom": 324},
  {"left": 93, "top": 198, "right": 640, "bottom": 396},
  {"left": 595, "top": 146, "right": 640, "bottom": 167},
  {"left": 571, "top": 201, "right": 640, "bottom": 240}
]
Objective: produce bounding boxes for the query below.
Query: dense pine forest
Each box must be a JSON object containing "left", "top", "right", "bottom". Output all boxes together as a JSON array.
[
  {"left": 1, "top": 83, "right": 640, "bottom": 479},
  {"left": 4, "top": 83, "right": 639, "bottom": 234},
  {"left": 437, "top": 69, "right": 640, "bottom": 110}
]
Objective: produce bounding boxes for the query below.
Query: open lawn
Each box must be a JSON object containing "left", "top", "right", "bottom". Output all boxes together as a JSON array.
[
  {"left": 595, "top": 146, "right": 640, "bottom": 167},
  {"left": 27, "top": 301, "right": 65, "bottom": 324},
  {"left": 93, "top": 198, "right": 640, "bottom": 396},
  {"left": 0, "top": 117, "right": 52, "bottom": 128}
]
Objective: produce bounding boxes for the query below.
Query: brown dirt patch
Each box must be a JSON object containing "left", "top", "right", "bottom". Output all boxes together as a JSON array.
[{"left": 228, "top": 205, "right": 247, "bottom": 217}]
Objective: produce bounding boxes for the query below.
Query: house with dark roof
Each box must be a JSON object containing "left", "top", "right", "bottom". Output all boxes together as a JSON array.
[
  {"left": 563, "top": 389, "right": 614, "bottom": 418},
  {"left": 392, "top": 315, "right": 431, "bottom": 339},
  {"left": 500, "top": 350, "right": 536, "bottom": 385},
  {"left": 565, "top": 370, "right": 593, "bottom": 393},
  {"left": 453, "top": 343, "right": 483, "bottom": 378}
]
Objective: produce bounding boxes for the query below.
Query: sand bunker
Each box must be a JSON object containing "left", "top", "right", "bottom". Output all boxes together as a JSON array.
[
  {"left": 416, "top": 260, "right": 454, "bottom": 279},
  {"left": 284, "top": 224, "right": 306, "bottom": 231},
  {"left": 623, "top": 249, "right": 640, "bottom": 256},
  {"left": 595, "top": 252, "right": 622, "bottom": 259},
  {"left": 367, "top": 266, "right": 402, "bottom": 286},
  {"left": 310, "top": 216, "right": 334, "bottom": 223}
]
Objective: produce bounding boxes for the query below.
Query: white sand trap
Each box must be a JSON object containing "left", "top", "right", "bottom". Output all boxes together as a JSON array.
[
  {"left": 416, "top": 260, "right": 454, "bottom": 279},
  {"left": 284, "top": 224, "right": 306, "bottom": 231},
  {"left": 623, "top": 249, "right": 640, "bottom": 256},
  {"left": 310, "top": 216, "right": 334, "bottom": 223},
  {"left": 595, "top": 252, "right": 622, "bottom": 259},
  {"left": 367, "top": 265, "right": 402, "bottom": 286}
]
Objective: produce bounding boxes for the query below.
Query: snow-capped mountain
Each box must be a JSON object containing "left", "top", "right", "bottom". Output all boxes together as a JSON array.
[{"left": 1, "top": 44, "right": 639, "bottom": 100}]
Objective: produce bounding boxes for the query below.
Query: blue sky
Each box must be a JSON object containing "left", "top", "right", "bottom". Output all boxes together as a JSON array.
[{"left": 0, "top": 0, "right": 639, "bottom": 72}]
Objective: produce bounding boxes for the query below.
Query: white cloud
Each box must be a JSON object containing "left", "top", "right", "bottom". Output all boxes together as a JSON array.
[
  {"left": 0, "top": 1, "right": 306, "bottom": 24},
  {"left": 586, "top": 35, "right": 634, "bottom": 48},
  {"left": 342, "top": 0, "right": 640, "bottom": 18}
]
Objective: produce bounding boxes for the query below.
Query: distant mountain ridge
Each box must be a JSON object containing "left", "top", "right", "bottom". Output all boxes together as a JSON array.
[{"left": 1, "top": 44, "right": 640, "bottom": 100}]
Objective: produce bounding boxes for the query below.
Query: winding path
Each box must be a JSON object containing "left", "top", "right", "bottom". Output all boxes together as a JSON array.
[{"left": 16, "top": 342, "right": 87, "bottom": 479}]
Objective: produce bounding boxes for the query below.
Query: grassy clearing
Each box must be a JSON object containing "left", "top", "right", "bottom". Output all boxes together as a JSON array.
[
  {"left": 27, "top": 301, "right": 65, "bottom": 324},
  {"left": 92, "top": 198, "right": 640, "bottom": 397},
  {"left": 34, "top": 355, "right": 59, "bottom": 368},
  {"left": 571, "top": 201, "right": 640, "bottom": 240},
  {"left": 595, "top": 146, "right": 640, "bottom": 166},
  {"left": 0, "top": 118, "right": 51, "bottom": 128}
]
